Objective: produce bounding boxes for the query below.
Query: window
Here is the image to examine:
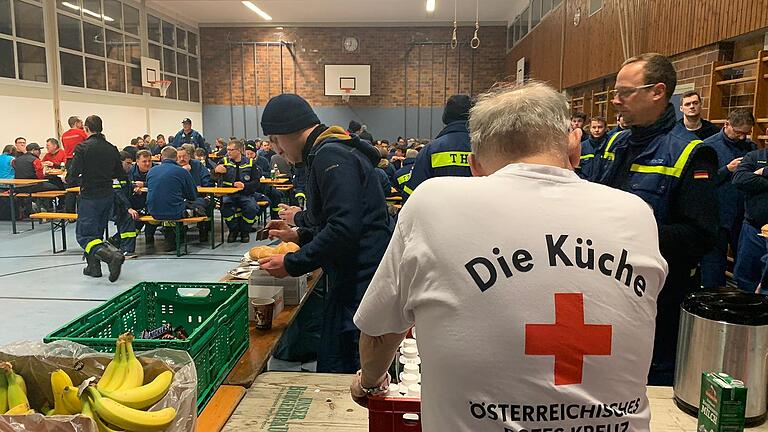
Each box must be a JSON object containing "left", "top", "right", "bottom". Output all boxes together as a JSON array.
[
  {"left": 57, "top": 0, "right": 144, "bottom": 94},
  {"left": 176, "top": 52, "right": 187, "bottom": 76},
  {"left": 123, "top": 4, "right": 138, "bottom": 35},
  {"left": 125, "top": 35, "right": 139, "bottom": 64},
  {"left": 60, "top": 51, "right": 84, "bottom": 87},
  {"left": 0, "top": 0, "right": 11, "bottom": 35},
  {"left": 103, "top": 0, "right": 123, "bottom": 29},
  {"left": 83, "top": 21, "right": 105, "bottom": 56},
  {"left": 531, "top": 0, "right": 541, "bottom": 28},
  {"left": 150, "top": 13, "right": 199, "bottom": 100},
  {"left": 148, "top": 42, "right": 161, "bottom": 61},
  {"left": 107, "top": 61, "right": 125, "bottom": 92},
  {"left": 0, "top": 39, "right": 14, "bottom": 78},
  {"left": 188, "top": 57, "right": 198, "bottom": 79},
  {"left": 176, "top": 27, "right": 186, "bottom": 50},
  {"left": 520, "top": 7, "right": 529, "bottom": 39},
  {"left": 189, "top": 80, "right": 199, "bottom": 102},
  {"left": 105, "top": 29, "right": 123, "bottom": 61},
  {"left": 15, "top": 0, "right": 44, "bottom": 42},
  {"left": 58, "top": 14, "right": 82, "bottom": 51},
  {"left": 188, "top": 32, "right": 197, "bottom": 55},
  {"left": 162, "top": 20, "right": 174, "bottom": 46},
  {"left": 163, "top": 47, "right": 175, "bottom": 73},
  {"left": 147, "top": 14, "right": 160, "bottom": 42},
  {"left": 177, "top": 77, "right": 188, "bottom": 101},
  {"left": 85, "top": 57, "right": 106, "bottom": 90},
  {"left": 589, "top": 0, "right": 603, "bottom": 15},
  {"left": 1, "top": 0, "right": 47, "bottom": 82},
  {"left": 542, "top": 0, "right": 553, "bottom": 15}
]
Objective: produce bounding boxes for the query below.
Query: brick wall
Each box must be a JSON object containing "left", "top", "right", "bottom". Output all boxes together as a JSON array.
[{"left": 200, "top": 25, "right": 507, "bottom": 108}]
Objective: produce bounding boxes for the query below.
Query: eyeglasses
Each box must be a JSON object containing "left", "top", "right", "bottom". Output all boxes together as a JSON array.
[{"left": 610, "top": 83, "right": 656, "bottom": 99}]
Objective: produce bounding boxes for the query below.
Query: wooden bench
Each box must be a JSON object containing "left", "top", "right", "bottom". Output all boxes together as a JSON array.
[
  {"left": 138, "top": 215, "right": 209, "bottom": 256},
  {"left": 30, "top": 212, "right": 78, "bottom": 254}
]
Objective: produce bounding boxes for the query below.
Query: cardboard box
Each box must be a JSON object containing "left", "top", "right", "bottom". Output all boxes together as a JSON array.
[
  {"left": 697, "top": 372, "right": 747, "bottom": 432},
  {"left": 249, "top": 270, "right": 308, "bottom": 306}
]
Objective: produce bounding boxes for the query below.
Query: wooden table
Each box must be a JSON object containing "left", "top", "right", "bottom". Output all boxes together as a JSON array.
[
  {"left": 0, "top": 178, "right": 48, "bottom": 234},
  {"left": 196, "top": 187, "right": 243, "bottom": 249},
  {"left": 224, "top": 269, "right": 322, "bottom": 387},
  {"left": 386, "top": 195, "right": 403, "bottom": 201},
  {"left": 221, "top": 377, "right": 768, "bottom": 431},
  {"left": 261, "top": 178, "right": 290, "bottom": 185},
  {"left": 223, "top": 373, "right": 364, "bottom": 431}
]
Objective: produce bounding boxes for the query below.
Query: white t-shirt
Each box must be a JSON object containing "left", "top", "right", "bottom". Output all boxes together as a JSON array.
[{"left": 354, "top": 163, "right": 668, "bottom": 432}]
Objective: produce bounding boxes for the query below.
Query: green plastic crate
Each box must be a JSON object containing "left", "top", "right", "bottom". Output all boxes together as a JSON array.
[{"left": 44, "top": 282, "right": 249, "bottom": 412}]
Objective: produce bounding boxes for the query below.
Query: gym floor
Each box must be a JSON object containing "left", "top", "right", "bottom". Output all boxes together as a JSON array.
[{"left": 0, "top": 217, "right": 258, "bottom": 346}]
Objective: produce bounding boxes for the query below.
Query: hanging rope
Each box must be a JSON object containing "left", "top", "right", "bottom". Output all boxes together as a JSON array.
[
  {"left": 471, "top": 0, "right": 480, "bottom": 49},
  {"left": 451, "top": 0, "right": 458, "bottom": 49}
]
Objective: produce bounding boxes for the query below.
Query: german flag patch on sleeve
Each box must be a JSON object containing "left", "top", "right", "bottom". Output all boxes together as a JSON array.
[{"left": 693, "top": 170, "right": 710, "bottom": 180}]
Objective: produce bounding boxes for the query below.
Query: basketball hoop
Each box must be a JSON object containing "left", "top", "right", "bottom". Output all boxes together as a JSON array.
[
  {"left": 149, "top": 80, "right": 172, "bottom": 97},
  {"left": 341, "top": 88, "right": 352, "bottom": 103}
]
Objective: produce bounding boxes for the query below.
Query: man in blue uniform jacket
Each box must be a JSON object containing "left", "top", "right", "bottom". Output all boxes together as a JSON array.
[
  {"left": 172, "top": 118, "right": 209, "bottom": 153},
  {"left": 146, "top": 146, "right": 197, "bottom": 221},
  {"left": 577, "top": 116, "right": 609, "bottom": 181},
  {"left": 393, "top": 149, "right": 418, "bottom": 195},
  {"left": 404, "top": 95, "right": 473, "bottom": 197},
  {"left": 700, "top": 109, "right": 756, "bottom": 290},
  {"left": 596, "top": 53, "right": 718, "bottom": 385},
  {"left": 257, "top": 93, "right": 393, "bottom": 373}
]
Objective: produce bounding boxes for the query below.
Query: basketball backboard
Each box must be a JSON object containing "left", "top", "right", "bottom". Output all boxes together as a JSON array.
[
  {"left": 324, "top": 65, "right": 371, "bottom": 96},
  {"left": 141, "top": 56, "right": 161, "bottom": 87}
]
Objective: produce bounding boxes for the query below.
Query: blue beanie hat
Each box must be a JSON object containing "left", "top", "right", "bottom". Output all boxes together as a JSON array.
[{"left": 261, "top": 94, "right": 320, "bottom": 135}]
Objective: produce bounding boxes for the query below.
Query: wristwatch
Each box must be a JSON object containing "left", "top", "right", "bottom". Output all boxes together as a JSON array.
[{"left": 357, "top": 370, "right": 390, "bottom": 396}]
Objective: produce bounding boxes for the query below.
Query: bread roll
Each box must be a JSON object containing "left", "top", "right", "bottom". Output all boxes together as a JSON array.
[
  {"left": 275, "top": 242, "right": 300, "bottom": 254},
  {"left": 248, "top": 245, "right": 275, "bottom": 260},
  {"left": 248, "top": 242, "right": 300, "bottom": 260}
]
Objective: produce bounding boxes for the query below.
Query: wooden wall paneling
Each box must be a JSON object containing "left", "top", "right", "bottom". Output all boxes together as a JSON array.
[{"left": 510, "top": 0, "right": 768, "bottom": 91}]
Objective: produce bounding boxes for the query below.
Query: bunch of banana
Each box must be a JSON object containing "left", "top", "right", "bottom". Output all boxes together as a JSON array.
[
  {"left": 0, "top": 362, "right": 34, "bottom": 415},
  {"left": 79, "top": 333, "right": 177, "bottom": 432}
]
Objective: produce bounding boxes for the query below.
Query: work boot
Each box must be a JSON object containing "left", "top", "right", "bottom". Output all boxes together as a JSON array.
[
  {"left": 82, "top": 253, "right": 102, "bottom": 278},
  {"left": 240, "top": 232, "right": 250, "bottom": 243},
  {"left": 93, "top": 243, "right": 125, "bottom": 283},
  {"left": 227, "top": 230, "right": 239, "bottom": 243}
]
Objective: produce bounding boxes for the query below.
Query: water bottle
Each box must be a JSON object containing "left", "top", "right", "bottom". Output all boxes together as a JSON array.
[{"left": 271, "top": 164, "right": 277, "bottom": 180}]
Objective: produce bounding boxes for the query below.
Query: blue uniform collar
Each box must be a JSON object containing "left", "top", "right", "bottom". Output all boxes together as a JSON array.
[
  {"left": 719, "top": 128, "right": 753, "bottom": 152},
  {"left": 436, "top": 120, "right": 469, "bottom": 139},
  {"left": 629, "top": 103, "right": 678, "bottom": 145},
  {"left": 161, "top": 159, "right": 180, "bottom": 166}
]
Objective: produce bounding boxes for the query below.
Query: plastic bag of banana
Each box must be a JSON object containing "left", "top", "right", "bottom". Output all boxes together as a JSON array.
[{"left": 0, "top": 337, "right": 196, "bottom": 432}]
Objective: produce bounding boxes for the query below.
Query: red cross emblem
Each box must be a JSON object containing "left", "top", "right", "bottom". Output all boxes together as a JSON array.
[{"left": 525, "top": 293, "right": 612, "bottom": 385}]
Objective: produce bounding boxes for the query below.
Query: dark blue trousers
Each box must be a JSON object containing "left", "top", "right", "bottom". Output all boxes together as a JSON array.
[
  {"left": 701, "top": 224, "right": 742, "bottom": 289},
  {"left": 733, "top": 222, "right": 766, "bottom": 293},
  {"left": 76, "top": 195, "right": 113, "bottom": 255},
  {"left": 221, "top": 195, "right": 258, "bottom": 232}
]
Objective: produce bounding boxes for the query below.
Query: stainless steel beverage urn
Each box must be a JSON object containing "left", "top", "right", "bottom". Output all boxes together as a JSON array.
[{"left": 673, "top": 291, "right": 768, "bottom": 426}]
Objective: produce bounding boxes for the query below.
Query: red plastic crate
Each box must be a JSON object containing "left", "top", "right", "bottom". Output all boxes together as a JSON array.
[{"left": 369, "top": 396, "right": 422, "bottom": 432}]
